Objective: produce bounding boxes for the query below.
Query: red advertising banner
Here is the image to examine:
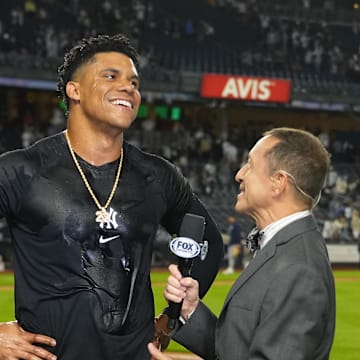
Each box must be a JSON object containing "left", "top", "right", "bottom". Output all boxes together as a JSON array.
[{"left": 201, "top": 74, "right": 291, "bottom": 103}]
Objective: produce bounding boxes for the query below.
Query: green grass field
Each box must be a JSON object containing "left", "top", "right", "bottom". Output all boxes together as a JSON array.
[{"left": 1, "top": 270, "right": 359, "bottom": 359}]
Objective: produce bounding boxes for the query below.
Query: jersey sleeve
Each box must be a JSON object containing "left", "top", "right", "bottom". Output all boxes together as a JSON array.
[
  {"left": 0, "top": 150, "right": 31, "bottom": 218},
  {"left": 150, "top": 154, "right": 224, "bottom": 298}
]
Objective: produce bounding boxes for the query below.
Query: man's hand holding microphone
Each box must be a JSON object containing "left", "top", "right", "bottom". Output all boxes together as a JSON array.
[
  {"left": 151, "top": 213, "right": 206, "bottom": 359},
  {"left": 149, "top": 264, "right": 200, "bottom": 360},
  {"left": 164, "top": 264, "right": 200, "bottom": 322}
]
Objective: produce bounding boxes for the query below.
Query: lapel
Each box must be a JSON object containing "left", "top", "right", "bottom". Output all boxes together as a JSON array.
[
  {"left": 222, "top": 215, "right": 318, "bottom": 310},
  {"left": 222, "top": 240, "right": 275, "bottom": 309}
]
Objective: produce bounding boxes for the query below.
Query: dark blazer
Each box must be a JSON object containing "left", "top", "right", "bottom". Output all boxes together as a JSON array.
[{"left": 174, "top": 215, "right": 336, "bottom": 360}]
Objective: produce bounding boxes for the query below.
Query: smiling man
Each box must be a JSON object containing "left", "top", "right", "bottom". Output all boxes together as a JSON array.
[{"left": 0, "top": 34, "right": 223, "bottom": 360}]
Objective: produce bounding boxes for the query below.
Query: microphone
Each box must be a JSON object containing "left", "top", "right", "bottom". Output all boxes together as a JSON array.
[
  {"left": 152, "top": 213, "right": 206, "bottom": 351},
  {"left": 166, "top": 213, "right": 206, "bottom": 329}
]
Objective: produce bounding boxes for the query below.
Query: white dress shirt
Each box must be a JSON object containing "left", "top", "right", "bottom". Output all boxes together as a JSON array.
[{"left": 259, "top": 210, "right": 311, "bottom": 250}]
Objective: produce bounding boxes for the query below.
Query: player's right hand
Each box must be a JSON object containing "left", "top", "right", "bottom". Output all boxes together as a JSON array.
[{"left": 0, "top": 321, "right": 57, "bottom": 360}]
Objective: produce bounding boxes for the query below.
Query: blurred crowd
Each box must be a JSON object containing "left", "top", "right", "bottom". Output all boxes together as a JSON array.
[
  {"left": 129, "top": 116, "right": 360, "bottom": 246},
  {"left": 1, "top": 0, "right": 360, "bottom": 83}
]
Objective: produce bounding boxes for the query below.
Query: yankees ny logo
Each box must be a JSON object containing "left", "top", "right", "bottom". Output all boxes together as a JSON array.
[{"left": 99, "top": 207, "right": 119, "bottom": 230}]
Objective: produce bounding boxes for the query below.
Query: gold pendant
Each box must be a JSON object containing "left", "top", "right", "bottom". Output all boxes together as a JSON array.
[{"left": 96, "top": 208, "right": 110, "bottom": 223}]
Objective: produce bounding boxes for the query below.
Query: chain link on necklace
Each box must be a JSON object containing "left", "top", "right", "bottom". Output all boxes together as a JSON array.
[{"left": 64, "top": 130, "right": 123, "bottom": 223}]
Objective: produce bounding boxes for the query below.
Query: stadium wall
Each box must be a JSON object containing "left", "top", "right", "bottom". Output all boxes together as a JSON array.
[{"left": 327, "top": 244, "right": 359, "bottom": 265}]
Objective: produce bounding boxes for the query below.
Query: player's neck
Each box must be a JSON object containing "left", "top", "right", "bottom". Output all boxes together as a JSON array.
[{"left": 64, "top": 127, "right": 123, "bottom": 167}]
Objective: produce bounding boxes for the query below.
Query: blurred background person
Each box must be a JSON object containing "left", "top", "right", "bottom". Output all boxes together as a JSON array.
[{"left": 223, "top": 215, "right": 243, "bottom": 274}]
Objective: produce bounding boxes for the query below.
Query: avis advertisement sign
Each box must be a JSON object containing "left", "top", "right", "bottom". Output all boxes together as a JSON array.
[{"left": 201, "top": 74, "right": 291, "bottom": 103}]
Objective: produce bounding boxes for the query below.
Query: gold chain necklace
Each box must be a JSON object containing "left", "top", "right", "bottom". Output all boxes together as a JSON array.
[{"left": 64, "top": 130, "right": 123, "bottom": 223}]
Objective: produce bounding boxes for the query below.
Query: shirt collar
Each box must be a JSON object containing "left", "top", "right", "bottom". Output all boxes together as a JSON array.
[{"left": 259, "top": 210, "right": 311, "bottom": 249}]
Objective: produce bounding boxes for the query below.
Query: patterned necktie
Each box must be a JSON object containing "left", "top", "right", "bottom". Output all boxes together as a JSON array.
[{"left": 246, "top": 227, "right": 264, "bottom": 255}]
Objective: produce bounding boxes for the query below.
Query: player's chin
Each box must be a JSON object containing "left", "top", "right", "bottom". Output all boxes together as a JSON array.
[{"left": 112, "top": 116, "right": 135, "bottom": 130}]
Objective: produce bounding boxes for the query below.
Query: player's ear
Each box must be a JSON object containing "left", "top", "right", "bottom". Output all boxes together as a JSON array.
[{"left": 66, "top": 81, "right": 80, "bottom": 101}]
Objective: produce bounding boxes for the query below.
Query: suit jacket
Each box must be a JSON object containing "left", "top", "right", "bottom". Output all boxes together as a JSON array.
[{"left": 173, "top": 215, "right": 336, "bottom": 360}]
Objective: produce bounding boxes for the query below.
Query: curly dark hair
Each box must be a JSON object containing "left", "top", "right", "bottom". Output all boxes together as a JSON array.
[{"left": 57, "top": 33, "right": 139, "bottom": 115}]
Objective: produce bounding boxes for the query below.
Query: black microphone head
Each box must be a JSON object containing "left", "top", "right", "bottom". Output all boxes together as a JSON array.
[
  {"left": 178, "top": 213, "right": 206, "bottom": 242},
  {"left": 166, "top": 213, "right": 207, "bottom": 323},
  {"left": 169, "top": 213, "right": 206, "bottom": 260}
]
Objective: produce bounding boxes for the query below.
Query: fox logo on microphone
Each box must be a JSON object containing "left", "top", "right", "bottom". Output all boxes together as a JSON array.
[{"left": 170, "top": 237, "right": 201, "bottom": 259}]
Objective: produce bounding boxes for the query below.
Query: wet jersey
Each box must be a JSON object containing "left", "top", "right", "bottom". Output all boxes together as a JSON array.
[{"left": 0, "top": 132, "right": 196, "bottom": 359}]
